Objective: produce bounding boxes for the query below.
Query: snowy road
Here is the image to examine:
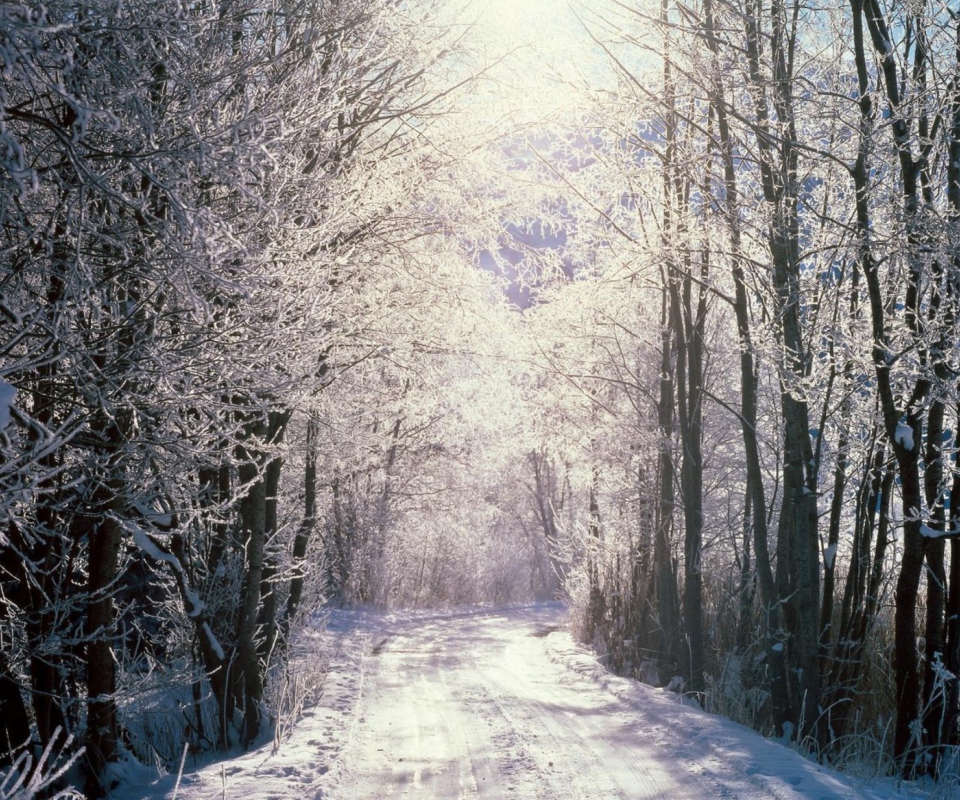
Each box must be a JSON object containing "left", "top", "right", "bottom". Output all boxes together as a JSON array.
[
  {"left": 138, "top": 604, "right": 925, "bottom": 800},
  {"left": 333, "top": 605, "right": 892, "bottom": 800}
]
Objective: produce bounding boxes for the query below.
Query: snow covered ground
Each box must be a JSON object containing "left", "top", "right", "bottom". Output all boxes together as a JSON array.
[{"left": 115, "top": 604, "right": 946, "bottom": 800}]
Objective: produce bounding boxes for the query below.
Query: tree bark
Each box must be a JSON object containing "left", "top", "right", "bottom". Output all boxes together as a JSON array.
[
  {"left": 947, "top": 410, "right": 960, "bottom": 747},
  {"left": 235, "top": 415, "right": 269, "bottom": 748},
  {"left": 647, "top": 281, "right": 681, "bottom": 675},
  {"left": 258, "top": 410, "right": 290, "bottom": 665},
  {"left": 741, "top": 0, "right": 821, "bottom": 743},
  {"left": 828, "top": 432, "right": 888, "bottom": 743},
  {"left": 85, "top": 511, "right": 123, "bottom": 793},
  {"left": 283, "top": 415, "right": 318, "bottom": 641}
]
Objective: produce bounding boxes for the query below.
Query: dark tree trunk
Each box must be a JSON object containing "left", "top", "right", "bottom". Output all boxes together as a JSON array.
[
  {"left": 827, "top": 432, "right": 887, "bottom": 743},
  {"left": 328, "top": 477, "right": 351, "bottom": 604},
  {"left": 586, "top": 468, "right": 604, "bottom": 638},
  {"left": 701, "top": 0, "right": 790, "bottom": 734},
  {"left": 21, "top": 265, "right": 71, "bottom": 755},
  {"left": 947, "top": 533, "right": 960, "bottom": 749},
  {"left": 235, "top": 415, "right": 269, "bottom": 748},
  {"left": 947, "top": 409, "right": 960, "bottom": 748},
  {"left": 849, "top": 0, "right": 933, "bottom": 770},
  {"left": 85, "top": 511, "right": 123, "bottom": 793},
  {"left": 819, "top": 425, "right": 847, "bottom": 671},
  {"left": 283, "top": 416, "right": 318, "bottom": 641},
  {"left": 669, "top": 250, "right": 706, "bottom": 696},
  {"left": 646, "top": 281, "right": 680, "bottom": 675},
  {"left": 740, "top": 0, "right": 822, "bottom": 743},
  {"left": 735, "top": 492, "right": 755, "bottom": 654},
  {"left": 165, "top": 530, "right": 230, "bottom": 751},
  {"left": 196, "top": 459, "right": 234, "bottom": 749},
  {"left": 819, "top": 292, "right": 858, "bottom": 680},
  {"left": 258, "top": 411, "right": 290, "bottom": 665},
  {"left": 923, "top": 400, "right": 947, "bottom": 762}
]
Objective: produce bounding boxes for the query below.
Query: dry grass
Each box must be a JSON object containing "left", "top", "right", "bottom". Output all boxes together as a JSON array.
[{"left": 267, "top": 623, "right": 335, "bottom": 753}]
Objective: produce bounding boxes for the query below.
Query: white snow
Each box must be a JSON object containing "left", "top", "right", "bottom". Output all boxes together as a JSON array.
[
  {"left": 133, "top": 501, "right": 174, "bottom": 529},
  {"left": 824, "top": 543, "right": 838, "bottom": 569},
  {"left": 129, "top": 524, "right": 174, "bottom": 566},
  {"left": 113, "top": 604, "right": 936, "bottom": 800},
  {"left": 183, "top": 589, "right": 205, "bottom": 618},
  {"left": 128, "top": 522, "right": 205, "bottom": 617},
  {"left": 919, "top": 523, "right": 949, "bottom": 539},
  {"left": 201, "top": 621, "right": 224, "bottom": 661},
  {"left": 895, "top": 421, "right": 914, "bottom": 451},
  {"left": 780, "top": 720, "right": 796, "bottom": 745},
  {"left": 0, "top": 378, "right": 17, "bottom": 429}
]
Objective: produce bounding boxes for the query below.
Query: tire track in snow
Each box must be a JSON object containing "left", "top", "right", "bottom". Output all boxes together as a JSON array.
[
  {"left": 335, "top": 616, "right": 506, "bottom": 798},
  {"left": 471, "top": 631, "right": 699, "bottom": 799}
]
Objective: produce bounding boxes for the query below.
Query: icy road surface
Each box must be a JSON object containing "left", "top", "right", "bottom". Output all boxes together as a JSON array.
[{"left": 128, "top": 604, "right": 929, "bottom": 800}]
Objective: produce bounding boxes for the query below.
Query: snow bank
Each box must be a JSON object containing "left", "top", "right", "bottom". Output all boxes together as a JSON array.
[
  {"left": 542, "top": 625, "right": 933, "bottom": 800},
  {"left": 110, "top": 611, "right": 373, "bottom": 800}
]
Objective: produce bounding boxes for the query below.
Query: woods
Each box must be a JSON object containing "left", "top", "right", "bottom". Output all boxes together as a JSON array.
[
  {"left": 2, "top": 0, "right": 960, "bottom": 796},
  {"left": 544, "top": 0, "right": 960, "bottom": 779},
  {"left": 0, "top": 0, "right": 475, "bottom": 794}
]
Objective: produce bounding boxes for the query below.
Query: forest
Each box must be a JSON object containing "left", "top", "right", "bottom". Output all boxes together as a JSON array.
[{"left": 2, "top": 0, "right": 960, "bottom": 797}]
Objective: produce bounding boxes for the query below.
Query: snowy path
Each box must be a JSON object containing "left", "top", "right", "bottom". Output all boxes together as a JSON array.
[
  {"left": 333, "top": 605, "right": 901, "bottom": 800},
  {"left": 125, "top": 604, "right": 928, "bottom": 800},
  {"left": 336, "top": 604, "right": 699, "bottom": 798}
]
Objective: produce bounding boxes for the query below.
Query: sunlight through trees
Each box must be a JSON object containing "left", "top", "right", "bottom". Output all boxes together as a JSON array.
[{"left": 2, "top": 0, "right": 960, "bottom": 796}]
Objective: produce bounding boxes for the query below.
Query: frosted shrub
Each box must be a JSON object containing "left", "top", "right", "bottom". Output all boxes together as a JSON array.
[
  {"left": 703, "top": 651, "right": 770, "bottom": 732},
  {"left": 268, "top": 621, "right": 333, "bottom": 752},
  {"left": 0, "top": 730, "right": 82, "bottom": 800}
]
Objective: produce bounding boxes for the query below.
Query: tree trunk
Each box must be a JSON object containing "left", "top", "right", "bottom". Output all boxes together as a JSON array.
[
  {"left": 161, "top": 531, "right": 229, "bottom": 751},
  {"left": 735, "top": 493, "right": 755, "bottom": 654},
  {"left": 283, "top": 415, "right": 318, "bottom": 641},
  {"left": 849, "top": 0, "right": 932, "bottom": 770},
  {"left": 529, "top": 451, "right": 567, "bottom": 595},
  {"left": 922, "top": 400, "right": 947, "bottom": 763},
  {"left": 85, "top": 511, "right": 123, "bottom": 794},
  {"left": 741, "top": 0, "right": 822, "bottom": 743},
  {"left": 197, "top": 458, "right": 234, "bottom": 749},
  {"left": 258, "top": 410, "right": 290, "bottom": 665},
  {"left": 328, "top": 477, "right": 351, "bottom": 604},
  {"left": 702, "top": 0, "right": 790, "bottom": 734},
  {"left": 235, "top": 415, "right": 269, "bottom": 748},
  {"left": 586, "top": 468, "right": 605, "bottom": 638},
  {"left": 647, "top": 282, "right": 680, "bottom": 675},
  {"left": 669, "top": 250, "right": 706, "bottom": 696},
  {"left": 828, "top": 432, "right": 887, "bottom": 742},
  {"left": 946, "top": 410, "right": 960, "bottom": 748},
  {"left": 819, "top": 424, "right": 847, "bottom": 671}
]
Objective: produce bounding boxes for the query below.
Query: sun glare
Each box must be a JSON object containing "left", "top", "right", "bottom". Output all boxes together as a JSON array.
[{"left": 451, "top": 0, "right": 617, "bottom": 124}]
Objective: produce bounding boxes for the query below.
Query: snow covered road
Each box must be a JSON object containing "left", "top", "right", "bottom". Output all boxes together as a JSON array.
[
  {"left": 337, "top": 604, "right": 697, "bottom": 798},
  {"left": 333, "top": 605, "right": 901, "bottom": 800},
  {"left": 130, "top": 604, "right": 929, "bottom": 800}
]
